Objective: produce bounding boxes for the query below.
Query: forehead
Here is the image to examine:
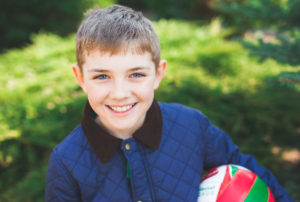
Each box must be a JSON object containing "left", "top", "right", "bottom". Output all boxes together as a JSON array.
[{"left": 82, "top": 49, "right": 155, "bottom": 71}]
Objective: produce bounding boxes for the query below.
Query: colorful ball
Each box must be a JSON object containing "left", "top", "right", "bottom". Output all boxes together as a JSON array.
[{"left": 198, "top": 164, "right": 275, "bottom": 202}]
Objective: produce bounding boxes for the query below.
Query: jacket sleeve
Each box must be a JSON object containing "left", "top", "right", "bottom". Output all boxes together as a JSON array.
[
  {"left": 202, "top": 118, "right": 294, "bottom": 202},
  {"left": 45, "top": 148, "right": 81, "bottom": 202}
]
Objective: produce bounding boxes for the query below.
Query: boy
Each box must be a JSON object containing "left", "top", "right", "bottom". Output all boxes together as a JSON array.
[{"left": 46, "top": 5, "right": 293, "bottom": 202}]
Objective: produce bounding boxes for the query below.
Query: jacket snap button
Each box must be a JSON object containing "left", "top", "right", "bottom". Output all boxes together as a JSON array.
[
  {"left": 137, "top": 201, "right": 142, "bottom": 202},
  {"left": 125, "top": 143, "right": 130, "bottom": 150}
]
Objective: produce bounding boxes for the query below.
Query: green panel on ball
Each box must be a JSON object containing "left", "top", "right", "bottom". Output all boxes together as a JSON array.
[
  {"left": 231, "top": 165, "right": 238, "bottom": 177},
  {"left": 244, "top": 176, "right": 268, "bottom": 202}
]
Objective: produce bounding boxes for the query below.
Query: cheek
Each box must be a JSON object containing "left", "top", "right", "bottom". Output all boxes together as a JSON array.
[
  {"left": 86, "top": 83, "right": 109, "bottom": 103},
  {"left": 133, "top": 83, "right": 155, "bottom": 100}
]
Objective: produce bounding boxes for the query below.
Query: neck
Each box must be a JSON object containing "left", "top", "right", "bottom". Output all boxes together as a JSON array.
[
  {"left": 110, "top": 131, "right": 133, "bottom": 140},
  {"left": 95, "top": 117, "right": 145, "bottom": 140}
]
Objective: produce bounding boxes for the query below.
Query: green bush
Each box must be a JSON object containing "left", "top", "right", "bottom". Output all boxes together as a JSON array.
[
  {"left": 0, "top": 20, "right": 299, "bottom": 200},
  {"left": 118, "top": 0, "right": 216, "bottom": 20},
  {"left": 214, "top": 0, "right": 300, "bottom": 86},
  {"left": 0, "top": 33, "right": 86, "bottom": 201},
  {"left": 0, "top": 0, "right": 116, "bottom": 51}
]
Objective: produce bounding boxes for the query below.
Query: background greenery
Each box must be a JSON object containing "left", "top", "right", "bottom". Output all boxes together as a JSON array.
[
  {"left": 0, "top": 0, "right": 115, "bottom": 52},
  {"left": 0, "top": 0, "right": 300, "bottom": 201}
]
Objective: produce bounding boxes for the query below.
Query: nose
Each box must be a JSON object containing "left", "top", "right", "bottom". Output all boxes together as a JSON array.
[{"left": 109, "top": 79, "right": 130, "bottom": 100}]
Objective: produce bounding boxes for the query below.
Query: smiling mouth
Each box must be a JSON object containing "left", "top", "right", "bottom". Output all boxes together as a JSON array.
[{"left": 106, "top": 103, "right": 137, "bottom": 113}]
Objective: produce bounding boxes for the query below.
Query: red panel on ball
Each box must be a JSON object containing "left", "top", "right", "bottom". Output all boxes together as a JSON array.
[
  {"left": 217, "top": 169, "right": 257, "bottom": 202},
  {"left": 267, "top": 188, "right": 275, "bottom": 202}
]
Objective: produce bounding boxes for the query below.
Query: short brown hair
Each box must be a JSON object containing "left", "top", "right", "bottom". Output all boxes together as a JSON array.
[{"left": 76, "top": 5, "right": 161, "bottom": 70}]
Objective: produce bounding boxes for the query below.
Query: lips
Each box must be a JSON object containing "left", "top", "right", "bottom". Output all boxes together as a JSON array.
[{"left": 106, "top": 103, "right": 137, "bottom": 113}]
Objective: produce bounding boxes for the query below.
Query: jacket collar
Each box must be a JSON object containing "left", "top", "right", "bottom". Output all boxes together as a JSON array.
[{"left": 81, "top": 100, "right": 162, "bottom": 163}]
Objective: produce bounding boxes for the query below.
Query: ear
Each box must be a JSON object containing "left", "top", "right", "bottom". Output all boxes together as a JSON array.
[
  {"left": 72, "top": 64, "right": 87, "bottom": 93},
  {"left": 154, "top": 59, "right": 167, "bottom": 90}
]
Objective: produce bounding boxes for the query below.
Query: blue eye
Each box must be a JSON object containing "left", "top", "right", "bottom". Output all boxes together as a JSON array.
[
  {"left": 96, "top": 74, "right": 108, "bottom": 80},
  {"left": 131, "top": 73, "right": 145, "bottom": 78}
]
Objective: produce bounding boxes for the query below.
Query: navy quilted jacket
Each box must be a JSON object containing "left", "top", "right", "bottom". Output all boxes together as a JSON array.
[{"left": 46, "top": 102, "right": 293, "bottom": 202}]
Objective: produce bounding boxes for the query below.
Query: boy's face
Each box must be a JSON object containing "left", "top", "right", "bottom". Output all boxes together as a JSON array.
[{"left": 72, "top": 50, "right": 166, "bottom": 138}]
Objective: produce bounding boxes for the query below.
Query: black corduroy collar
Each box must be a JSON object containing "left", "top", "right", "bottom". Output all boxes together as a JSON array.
[{"left": 81, "top": 100, "right": 162, "bottom": 163}]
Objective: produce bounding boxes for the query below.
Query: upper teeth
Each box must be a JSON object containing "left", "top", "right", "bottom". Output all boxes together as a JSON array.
[{"left": 110, "top": 104, "right": 133, "bottom": 112}]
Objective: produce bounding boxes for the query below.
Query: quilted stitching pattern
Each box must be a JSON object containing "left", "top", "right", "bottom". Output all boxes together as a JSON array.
[
  {"left": 47, "top": 127, "right": 132, "bottom": 201},
  {"left": 144, "top": 103, "right": 205, "bottom": 201},
  {"left": 46, "top": 102, "right": 292, "bottom": 202},
  {"left": 122, "top": 138, "right": 154, "bottom": 202}
]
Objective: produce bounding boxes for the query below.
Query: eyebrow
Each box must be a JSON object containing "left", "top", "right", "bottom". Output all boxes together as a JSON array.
[
  {"left": 88, "top": 68, "right": 109, "bottom": 73},
  {"left": 129, "top": 67, "right": 150, "bottom": 71},
  {"left": 88, "top": 66, "right": 150, "bottom": 73}
]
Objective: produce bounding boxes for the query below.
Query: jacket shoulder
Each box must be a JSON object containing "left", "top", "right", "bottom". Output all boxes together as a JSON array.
[
  {"left": 158, "top": 102, "right": 209, "bottom": 132},
  {"left": 53, "top": 125, "right": 89, "bottom": 163}
]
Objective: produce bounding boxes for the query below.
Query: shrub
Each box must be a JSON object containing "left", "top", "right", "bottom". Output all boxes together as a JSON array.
[{"left": 0, "top": 0, "right": 116, "bottom": 51}]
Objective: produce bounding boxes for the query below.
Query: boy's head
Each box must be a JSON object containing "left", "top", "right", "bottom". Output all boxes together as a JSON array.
[
  {"left": 76, "top": 4, "right": 161, "bottom": 70},
  {"left": 72, "top": 5, "right": 166, "bottom": 139}
]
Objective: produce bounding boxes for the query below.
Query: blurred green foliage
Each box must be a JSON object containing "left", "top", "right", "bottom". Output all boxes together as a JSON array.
[
  {"left": 118, "top": 0, "right": 216, "bottom": 19},
  {"left": 0, "top": 0, "right": 116, "bottom": 51},
  {"left": 0, "top": 33, "right": 87, "bottom": 201},
  {"left": 0, "top": 0, "right": 217, "bottom": 52},
  {"left": 214, "top": 0, "right": 300, "bottom": 86},
  {"left": 0, "top": 20, "right": 300, "bottom": 201}
]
